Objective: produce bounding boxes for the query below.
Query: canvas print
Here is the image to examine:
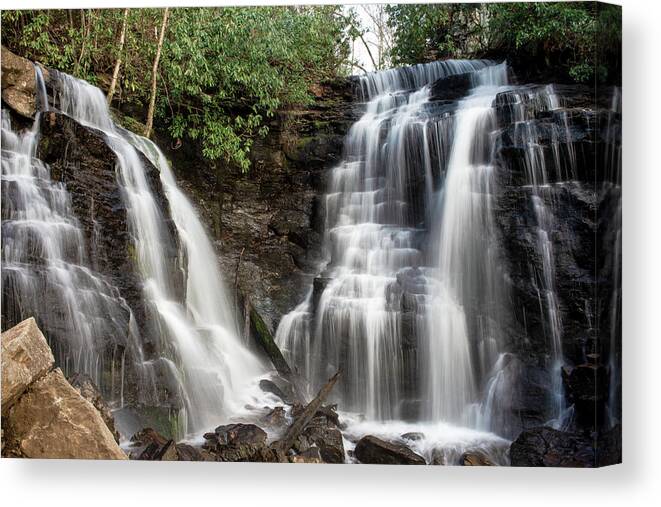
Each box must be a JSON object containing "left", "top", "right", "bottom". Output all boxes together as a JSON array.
[{"left": 0, "top": 2, "right": 621, "bottom": 466}]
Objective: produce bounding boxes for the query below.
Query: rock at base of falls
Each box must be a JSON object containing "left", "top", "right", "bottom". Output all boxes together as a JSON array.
[
  {"left": 203, "top": 423, "right": 278, "bottom": 463},
  {"left": 68, "top": 372, "right": 120, "bottom": 444},
  {"left": 461, "top": 451, "right": 495, "bottom": 466},
  {"left": 1, "top": 317, "right": 54, "bottom": 415},
  {"left": 562, "top": 361, "right": 610, "bottom": 430},
  {"left": 1, "top": 318, "right": 126, "bottom": 459},
  {"left": 509, "top": 425, "right": 622, "bottom": 467},
  {"left": 289, "top": 446, "right": 323, "bottom": 464},
  {"left": 129, "top": 427, "right": 209, "bottom": 461},
  {"left": 354, "top": 435, "right": 426, "bottom": 465},
  {"left": 3, "top": 368, "right": 127, "bottom": 460},
  {"left": 287, "top": 402, "right": 345, "bottom": 464}
]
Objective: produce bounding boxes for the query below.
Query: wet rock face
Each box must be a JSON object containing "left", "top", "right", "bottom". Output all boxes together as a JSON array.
[
  {"left": 36, "top": 111, "right": 178, "bottom": 343},
  {"left": 489, "top": 85, "right": 622, "bottom": 433},
  {"left": 510, "top": 425, "right": 621, "bottom": 468},
  {"left": 354, "top": 435, "right": 426, "bottom": 465},
  {"left": 157, "top": 79, "right": 357, "bottom": 337},
  {"left": 510, "top": 427, "right": 593, "bottom": 467}
]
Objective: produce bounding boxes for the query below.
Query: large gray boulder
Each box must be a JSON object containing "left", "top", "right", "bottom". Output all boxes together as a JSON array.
[{"left": 1, "top": 317, "right": 54, "bottom": 415}]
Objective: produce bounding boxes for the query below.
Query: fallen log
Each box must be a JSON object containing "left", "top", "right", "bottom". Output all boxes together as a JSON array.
[{"left": 274, "top": 371, "right": 341, "bottom": 462}]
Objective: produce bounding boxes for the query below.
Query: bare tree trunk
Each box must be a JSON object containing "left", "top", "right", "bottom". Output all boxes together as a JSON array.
[
  {"left": 107, "top": 8, "right": 129, "bottom": 105},
  {"left": 74, "top": 9, "right": 90, "bottom": 76},
  {"left": 144, "top": 8, "right": 170, "bottom": 138}
]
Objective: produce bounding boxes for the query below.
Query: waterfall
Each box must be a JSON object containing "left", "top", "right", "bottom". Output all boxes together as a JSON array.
[
  {"left": 4, "top": 69, "right": 267, "bottom": 437},
  {"left": 425, "top": 63, "right": 509, "bottom": 424},
  {"left": 1, "top": 67, "right": 146, "bottom": 404},
  {"left": 275, "top": 56, "right": 609, "bottom": 450},
  {"left": 276, "top": 60, "right": 507, "bottom": 422}
]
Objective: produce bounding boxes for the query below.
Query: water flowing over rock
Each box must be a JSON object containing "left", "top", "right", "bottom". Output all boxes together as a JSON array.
[
  {"left": 1, "top": 45, "right": 620, "bottom": 464},
  {"left": 275, "top": 58, "right": 621, "bottom": 463},
  {"left": 2, "top": 53, "right": 270, "bottom": 439}
]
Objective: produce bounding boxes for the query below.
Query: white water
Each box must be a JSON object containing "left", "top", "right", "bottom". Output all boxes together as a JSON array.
[
  {"left": 51, "top": 72, "right": 267, "bottom": 436},
  {"left": 341, "top": 412, "right": 510, "bottom": 465},
  {"left": 1, "top": 67, "right": 145, "bottom": 401},
  {"left": 425, "top": 63, "right": 509, "bottom": 424},
  {"left": 275, "top": 60, "right": 516, "bottom": 459}
]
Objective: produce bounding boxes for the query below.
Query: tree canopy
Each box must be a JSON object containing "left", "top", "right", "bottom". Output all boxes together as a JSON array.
[
  {"left": 1, "top": 7, "right": 352, "bottom": 171},
  {"left": 1, "top": 4, "right": 621, "bottom": 170},
  {"left": 386, "top": 2, "right": 621, "bottom": 84}
]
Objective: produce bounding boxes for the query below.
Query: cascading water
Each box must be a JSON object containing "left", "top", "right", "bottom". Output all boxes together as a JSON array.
[
  {"left": 275, "top": 56, "right": 619, "bottom": 462},
  {"left": 1, "top": 67, "right": 146, "bottom": 404},
  {"left": 1, "top": 56, "right": 620, "bottom": 462},
  {"left": 276, "top": 60, "right": 517, "bottom": 462},
  {"left": 424, "top": 63, "right": 509, "bottom": 424},
  {"left": 2, "top": 68, "right": 269, "bottom": 438},
  {"left": 279, "top": 60, "right": 496, "bottom": 420}
]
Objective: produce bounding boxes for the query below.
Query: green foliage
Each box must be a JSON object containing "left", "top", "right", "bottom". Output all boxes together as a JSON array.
[
  {"left": 386, "top": 3, "right": 489, "bottom": 64},
  {"left": 1, "top": 7, "right": 351, "bottom": 171},
  {"left": 161, "top": 6, "right": 350, "bottom": 171},
  {"left": 386, "top": 2, "right": 621, "bottom": 84}
]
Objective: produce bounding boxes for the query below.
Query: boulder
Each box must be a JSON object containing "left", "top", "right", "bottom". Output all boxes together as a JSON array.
[
  {"left": 510, "top": 426, "right": 596, "bottom": 467},
  {"left": 261, "top": 406, "right": 288, "bottom": 428},
  {"left": 461, "top": 451, "right": 495, "bottom": 466},
  {"left": 301, "top": 419, "right": 345, "bottom": 464},
  {"left": 401, "top": 432, "right": 425, "bottom": 442},
  {"left": 203, "top": 423, "right": 277, "bottom": 462},
  {"left": 288, "top": 402, "right": 345, "bottom": 463},
  {"left": 429, "top": 72, "right": 473, "bottom": 102},
  {"left": 1, "top": 317, "right": 54, "bottom": 415},
  {"left": 129, "top": 427, "right": 169, "bottom": 459},
  {"left": 3, "top": 368, "right": 127, "bottom": 459},
  {"left": 129, "top": 428, "right": 208, "bottom": 461},
  {"left": 290, "top": 446, "right": 322, "bottom": 464},
  {"left": 1, "top": 46, "right": 48, "bottom": 118},
  {"left": 175, "top": 443, "right": 209, "bottom": 462},
  {"left": 68, "top": 372, "right": 120, "bottom": 443},
  {"left": 354, "top": 435, "right": 426, "bottom": 465}
]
